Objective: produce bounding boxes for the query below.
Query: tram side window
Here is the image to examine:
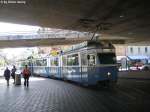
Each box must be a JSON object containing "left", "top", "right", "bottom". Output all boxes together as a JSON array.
[
  {"left": 67, "top": 54, "right": 79, "bottom": 66},
  {"left": 50, "top": 57, "right": 59, "bottom": 66},
  {"left": 98, "top": 53, "right": 116, "bottom": 64},
  {"left": 21, "top": 61, "right": 28, "bottom": 66},
  {"left": 42, "top": 59, "right": 47, "bottom": 66},
  {"left": 35, "top": 60, "right": 42, "bottom": 66},
  {"left": 81, "top": 53, "right": 87, "bottom": 65},
  {"left": 35, "top": 59, "right": 47, "bottom": 66}
]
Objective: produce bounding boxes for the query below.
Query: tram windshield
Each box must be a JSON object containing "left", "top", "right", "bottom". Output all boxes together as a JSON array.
[{"left": 98, "top": 53, "right": 116, "bottom": 64}]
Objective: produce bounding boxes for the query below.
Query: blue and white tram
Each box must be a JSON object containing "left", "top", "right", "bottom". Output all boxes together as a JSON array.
[
  {"left": 59, "top": 41, "right": 118, "bottom": 85},
  {"left": 32, "top": 57, "right": 50, "bottom": 77},
  {"left": 17, "top": 41, "right": 118, "bottom": 85},
  {"left": 15, "top": 58, "right": 50, "bottom": 77}
]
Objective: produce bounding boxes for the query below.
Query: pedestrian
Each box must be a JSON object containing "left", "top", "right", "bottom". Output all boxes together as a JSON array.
[
  {"left": 11, "top": 65, "right": 16, "bottom": 84},
  {"left": 4, "top": 67, "right": 11, "bottom": 86},
  {"left": 22, "top": 65, "right": 31, "bottom": 87}
]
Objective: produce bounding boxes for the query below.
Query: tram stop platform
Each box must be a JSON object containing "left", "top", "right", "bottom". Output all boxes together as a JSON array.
[{"left": 0, "top": 76, "right": 150, "bottom": 112}]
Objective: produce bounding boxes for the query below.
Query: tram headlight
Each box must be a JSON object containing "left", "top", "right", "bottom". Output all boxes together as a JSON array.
[{"left": 107, "top": 72, "right": 111, "bottom": 77}]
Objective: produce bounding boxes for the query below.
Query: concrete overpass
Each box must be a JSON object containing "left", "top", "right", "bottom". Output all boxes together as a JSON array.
[
  {"left": 0, "top": 36, "right": 88, "bottom": 48},
  {"left": 0, "top": 33, "right": 126, "bottom": 48},
  {"left": 0, "top": 0, "right": 149, "bottom": 44}
]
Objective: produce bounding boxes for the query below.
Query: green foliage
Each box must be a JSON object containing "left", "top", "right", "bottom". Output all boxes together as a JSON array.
[{"left": 0, "top": 59, "right": 5, "bottom": 66}]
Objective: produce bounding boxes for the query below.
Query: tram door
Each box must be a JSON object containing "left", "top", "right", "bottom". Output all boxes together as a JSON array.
[
  {"left": 87, "top": 54, "right": 97, "bottom": 84},
  {"left": 80, "top": 53, "right": 88, "bottom": 83},
  {"left": 87, "top": 54, "right": 96, "bottom": 66}
]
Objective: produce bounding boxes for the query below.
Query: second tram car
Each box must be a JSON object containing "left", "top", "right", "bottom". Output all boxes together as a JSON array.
[{"left": 17, "top": 41, "right": 118, "bottom": 85}]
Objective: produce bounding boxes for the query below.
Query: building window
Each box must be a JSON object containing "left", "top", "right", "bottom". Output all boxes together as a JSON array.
[
  {"left": 130, "top": 47, "right": 133, "bottom": 53},
  {"left": 145, "top": 47, "right": 148, "bottom": 53},
  {"left": 138, "top": 47, "right": 141, "bottom": 53}
]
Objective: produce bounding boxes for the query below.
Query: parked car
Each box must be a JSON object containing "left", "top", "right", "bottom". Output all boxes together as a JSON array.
[
  {"left": 129, "top": 63, "right": 144, "bottom": 70},
  {"left": 140, "top": 64, "right": 150, "bottom": 70},
  {"left": 130, "top": 63, "right": 150, "bottom": 71}
]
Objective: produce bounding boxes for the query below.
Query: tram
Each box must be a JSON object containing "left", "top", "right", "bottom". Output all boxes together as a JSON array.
[{"left": 17, "top": 41, "right": 118, "bottom": 85}]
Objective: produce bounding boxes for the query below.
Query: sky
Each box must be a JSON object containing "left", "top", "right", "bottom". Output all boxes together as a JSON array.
[
  {"left": 0, "top": 22, "right": 40, "bottom": 35},
  {"left": 0, "top": 22, "right": 40, "bottom": 59},
  {"left": 2, "top": 48, "right": 38, "bottom": 60}
]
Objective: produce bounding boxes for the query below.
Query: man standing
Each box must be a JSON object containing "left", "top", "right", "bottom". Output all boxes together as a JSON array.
[
  {"left": 11, "top": 65, "right": 16, "bottom": 84},
  {"left": 22, "top": 65, "right": 31, "bottom": 87},
  {"left": 4, "top": 67, "right": 11, "bottom": 86}
]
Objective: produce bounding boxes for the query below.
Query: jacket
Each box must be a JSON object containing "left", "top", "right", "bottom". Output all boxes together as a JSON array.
[
  {"left": 4, "top": 69, "right": 10, "bottom": 80},
  {"left": 23, "top": 68, "right": 30, "bottom": 78}
]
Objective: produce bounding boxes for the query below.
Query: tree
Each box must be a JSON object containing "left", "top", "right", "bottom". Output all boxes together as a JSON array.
[{"left": 0, "top": 50, "right": 9, "bottom": 66}]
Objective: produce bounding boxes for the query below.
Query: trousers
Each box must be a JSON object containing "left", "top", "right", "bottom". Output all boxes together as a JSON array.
[{"left": 24, "top": 77, "right": 29, "bottom": 87}]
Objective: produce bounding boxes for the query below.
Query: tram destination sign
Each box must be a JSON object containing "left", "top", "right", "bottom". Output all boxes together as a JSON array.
[
  {"left": 73, "top": 41, "right": 87, "bottom": 50},
  {"left": 63, "top": 41, "right": 88, "bottom": 53}
]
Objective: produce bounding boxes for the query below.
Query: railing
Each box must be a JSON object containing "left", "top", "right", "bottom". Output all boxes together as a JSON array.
[{"left": 0, "top": 32, "right": 93, "bottom": 40}]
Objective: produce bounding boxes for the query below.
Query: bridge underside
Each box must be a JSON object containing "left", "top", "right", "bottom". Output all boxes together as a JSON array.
[
  {"left": 0, "top": 0, "right": 149, "bottom": 44},
  {"left": 1, "top": 37, "right": 150, "bottom": 48},
  {"left": 0, "top": 37, "right": 127, "bottom": 48}
]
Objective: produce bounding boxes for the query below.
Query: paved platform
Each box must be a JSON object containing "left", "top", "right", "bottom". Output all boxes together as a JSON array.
[
  {"left": 0, "top": 77, "right": 150, "bottom": 112},
  {"left": 119, "top": 71, "right": 150, "bottom": 79}
]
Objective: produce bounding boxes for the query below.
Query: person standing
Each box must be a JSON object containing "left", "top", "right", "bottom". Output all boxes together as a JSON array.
[
  {"left": 11, "top": 65, "right": 16, "bottom": 84},
  {"left": 22, "top": 65, "right": 31, "bottom": 87},
  {"left": 4, "top": 67, "right": 11, "bottom": 86}
]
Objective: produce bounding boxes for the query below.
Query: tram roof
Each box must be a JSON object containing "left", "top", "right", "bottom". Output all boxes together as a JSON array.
[{"left": 62, "top": 40, "right": 114, "bottom": 54}]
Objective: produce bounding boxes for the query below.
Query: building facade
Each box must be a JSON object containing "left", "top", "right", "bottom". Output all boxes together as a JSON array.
[
  {"left": 115, "top": 45, "right": 150, "bottom": 63},
  {"left": 127, "top": 46, "right": 150, "bottom": 56},
  {"left": 126, "top": 46, "right": 150, "bottom": 63}
]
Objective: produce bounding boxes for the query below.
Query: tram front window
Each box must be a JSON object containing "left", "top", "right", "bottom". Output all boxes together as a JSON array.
[{"left": 98, "top": 53, "right": 116, "bottom": 64}]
